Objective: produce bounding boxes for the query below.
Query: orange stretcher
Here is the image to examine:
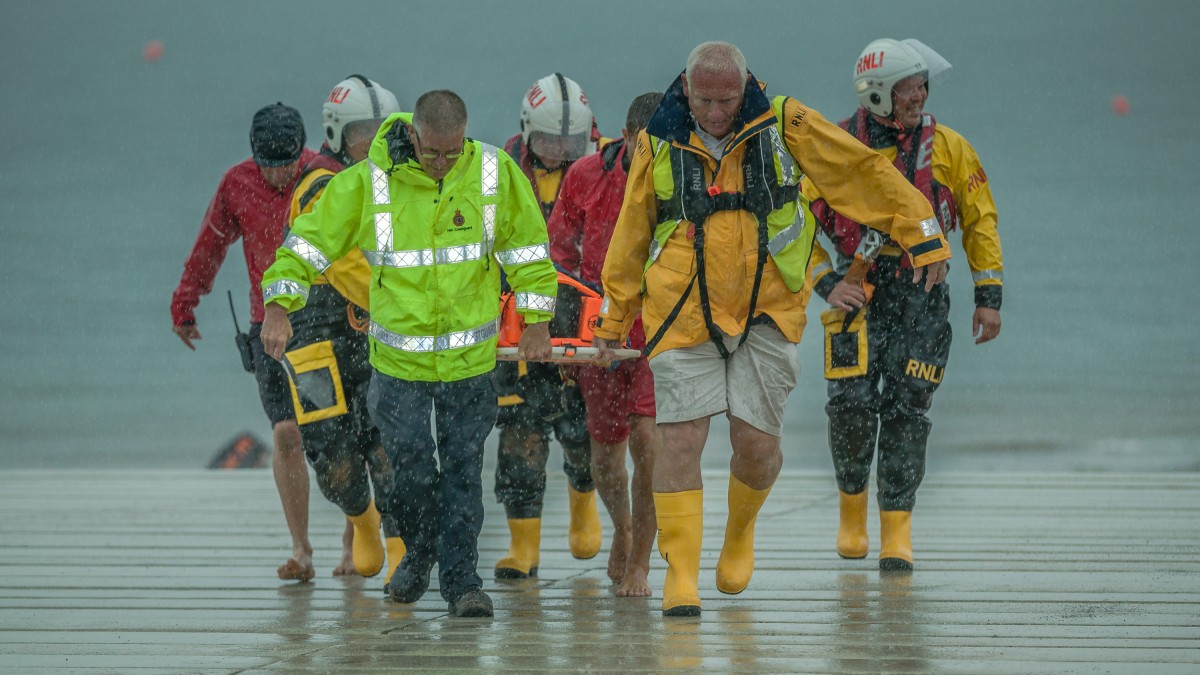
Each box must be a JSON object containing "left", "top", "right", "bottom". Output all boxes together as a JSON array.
[{"left": 497, "top": 272, "right": 639, "bottom": 364}]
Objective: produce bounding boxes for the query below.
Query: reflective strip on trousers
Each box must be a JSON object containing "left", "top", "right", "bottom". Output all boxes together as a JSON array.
[
  {"left": 263, "top": 279, "right": 309, "bottom": 303},
  {"left": 282, "top": 233, "right": 331, "bottom": 273},
  {"left": 369, "top": 319, "right": 499, "bottom": 353},
  {"left": 972, "top": 269, "right": 1003, "bottom": 283}
]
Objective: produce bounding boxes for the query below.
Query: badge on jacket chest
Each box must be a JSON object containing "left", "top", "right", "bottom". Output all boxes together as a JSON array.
[{"left": 453, "top": 209, "right": 466, "bottom": 227}]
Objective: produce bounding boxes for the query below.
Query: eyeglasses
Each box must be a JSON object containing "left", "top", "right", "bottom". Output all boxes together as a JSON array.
[
  {"left": 413, "top": 130, "right": 464, "bottom": 161},
  {"left": 418, "top": 148, "right": 464, "bottom": 161}
]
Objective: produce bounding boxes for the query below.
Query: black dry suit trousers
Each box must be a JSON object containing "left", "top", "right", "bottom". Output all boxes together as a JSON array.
[
  {"left": 366, "top": 370, "right": 497, "bottom": 602},
  {"left": 492, "top": 361, "right": 593, "bottom": 520},
  {"left": 284, "top": 284, "right": 398, "bottom": 537},
  {"left": 822, "top": 258, "right": 952, "bottom": 512}
]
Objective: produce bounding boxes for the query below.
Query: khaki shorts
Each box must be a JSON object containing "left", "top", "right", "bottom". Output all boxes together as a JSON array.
[{"left": 648, "top": 324, "right": 800, "bottom": 436}]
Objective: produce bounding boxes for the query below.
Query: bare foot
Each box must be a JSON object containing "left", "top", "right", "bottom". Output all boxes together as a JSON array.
[
  {"left": 277, "top": 553, "right": 315, "bottom": 582},
  {"left": 607, "top": 529, "right": 632, "bottom": 584},
  {"left": 616, "top": 563, "right": 652, "bottom": 597},
  {"left": 332, "top": 520, "right": 357, "bottom": 576},
  {"left": 332, "top": 551, "right": 357, "bottom": 576}
]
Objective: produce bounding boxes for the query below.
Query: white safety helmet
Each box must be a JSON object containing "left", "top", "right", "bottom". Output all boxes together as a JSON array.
[
  {"left": 520, "top": 73, "right": 595, "bottom": 163},
  {"left": 323, "top": 75, "right": 401, "bottom": 153},
  {"left": 853, "top": 39, "right": 951, "bottom": 118}
]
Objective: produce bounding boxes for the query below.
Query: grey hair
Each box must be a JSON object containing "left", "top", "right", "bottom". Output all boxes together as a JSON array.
[
  {"left": 412, "top": 90, "right": 468, "bottom": 137},
  {"left": 685, "top": 42, "right": 748, "bottom": 81}
]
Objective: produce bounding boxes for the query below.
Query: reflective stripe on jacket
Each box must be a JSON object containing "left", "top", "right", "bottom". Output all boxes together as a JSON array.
[{"left": 262, "top": 113, "right": 558, "bottom": 382}]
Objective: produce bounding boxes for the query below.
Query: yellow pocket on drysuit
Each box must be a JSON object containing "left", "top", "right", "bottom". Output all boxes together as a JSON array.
[
  {"left": 496, "top": 359, "right": 529, "bottom": 407},
  {"left": 822, "top": 308, "right": 868, "bottom": 380},
  {"left": 283, "top": 340, "right": 347, "bottom": 425}
]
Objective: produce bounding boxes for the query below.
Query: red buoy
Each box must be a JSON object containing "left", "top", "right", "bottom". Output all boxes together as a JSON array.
[{"left": 143, "top": 40, "right": 165, "bottom": 62}]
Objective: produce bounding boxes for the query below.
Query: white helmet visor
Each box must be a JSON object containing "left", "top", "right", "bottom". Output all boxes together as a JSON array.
[
  {"left": 528, "top": 130, "right": 590, "bottom": 165},
  {"left": 901, "top": 39, "right": 952, "bottom": 81}
]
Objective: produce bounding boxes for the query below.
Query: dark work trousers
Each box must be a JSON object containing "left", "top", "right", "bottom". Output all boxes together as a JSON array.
[
  {"left": 826, "top": 257, "right": 953, "bottom": 512},
  {"left": 367, "top": 370, "right": 498, "bottom": 602},
  {"left": 286, "top": 284, "right": 399, "bottom": 538},
  {"left": 493, "top": 362, "right": 593, "bottom": 520}
]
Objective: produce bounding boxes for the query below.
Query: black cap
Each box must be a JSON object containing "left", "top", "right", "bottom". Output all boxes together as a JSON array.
[{"left": 250, "top": 103, "right": 305, "bottom": 167}]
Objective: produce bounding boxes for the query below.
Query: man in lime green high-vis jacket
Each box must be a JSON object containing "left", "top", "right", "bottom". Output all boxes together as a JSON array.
[{"left": 260, "top": 90, "right": 557, "bottom": 618}]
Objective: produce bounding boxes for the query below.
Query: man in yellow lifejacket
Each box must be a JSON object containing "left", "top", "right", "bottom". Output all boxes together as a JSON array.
[
  {"left": 594, "top": 41, "right": 950, "bottom": 617},
  {"left": 260, "top": 90, "right": 558, "bottom": 619},
  {"left": 806, "top": 39, "right": 1003, "bottom": 572}
]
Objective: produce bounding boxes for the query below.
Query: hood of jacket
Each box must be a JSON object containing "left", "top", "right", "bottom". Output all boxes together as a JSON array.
[
  {"left": 366, "top": 112, "right": 477, "bottom": 188},
  {"left": 646, "top": 70, "right": 774, "bottom": 145}
]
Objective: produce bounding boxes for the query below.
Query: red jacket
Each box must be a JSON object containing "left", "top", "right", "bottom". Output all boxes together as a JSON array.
[
  {"left": 547, "top": 139, "right": 646, "bottom": 348},
  {"left": 171, "top": 150, "right": 316, "bottom": 325}
]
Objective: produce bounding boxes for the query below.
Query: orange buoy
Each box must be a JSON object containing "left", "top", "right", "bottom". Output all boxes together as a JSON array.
[{"left": 143, "top": 40, "right": 165, "bottom": 62}]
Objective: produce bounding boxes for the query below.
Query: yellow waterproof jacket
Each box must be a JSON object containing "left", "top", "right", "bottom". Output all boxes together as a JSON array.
[
  {"left": 288, "top": 166, "right": 373, "bottom": 310},
  {"left": 807, "top": 116, "right": 1001, "bottom": 305},
  {"left": 597, "top": 73, "right": 950, "bottom": 358},
  {"left": 262, "top": 113, "right": 558, "bottom": 383}
]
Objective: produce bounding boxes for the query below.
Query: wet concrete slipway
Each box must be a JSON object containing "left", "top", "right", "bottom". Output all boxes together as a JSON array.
[{"left": 0, "top": 469, "right": 1197, "bottom": 674}]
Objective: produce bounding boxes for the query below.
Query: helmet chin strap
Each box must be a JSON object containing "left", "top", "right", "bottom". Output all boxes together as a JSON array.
[
  {"left": 334, "top": 139, "right": 357, "bottom": 166},
  {"left": 555, "top": 72, "right": 571, "bottom": 137},
  {"left": 869, "top": 109, "right": 907, "bottom": 132}
]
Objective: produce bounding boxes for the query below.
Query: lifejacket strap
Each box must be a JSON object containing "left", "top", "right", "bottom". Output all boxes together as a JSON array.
[
  {"left": 642, "top": 273, "right": 697, "bottom": 358},
  {"left": 690, "top": 220, "right": 731, "bottom": 360}
]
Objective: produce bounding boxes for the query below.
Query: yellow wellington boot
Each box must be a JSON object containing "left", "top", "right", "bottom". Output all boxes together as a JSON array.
[
  {"left": 346, "top": 501, "right": 385, "bottom": 577},
  {"left": 567, "top": 485, "right": 602, "bottom": 560},
  {"left": 654, "top": 490, "right": 703, "bottom": 616},
  {"left": 495, "top": 517, "right": 541, "bottom": 579},
  {"left": 837, "top": 489, "right": 869, "bottom": 559},
  {"left": 879, "top": 510, "right": 914, "bottom": 572},
  {"left": 716, "top": 476, "right": 772, "bottom": 595},
  {"left": 384, "top": 536, "right": 406, "bottom": 584}
]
